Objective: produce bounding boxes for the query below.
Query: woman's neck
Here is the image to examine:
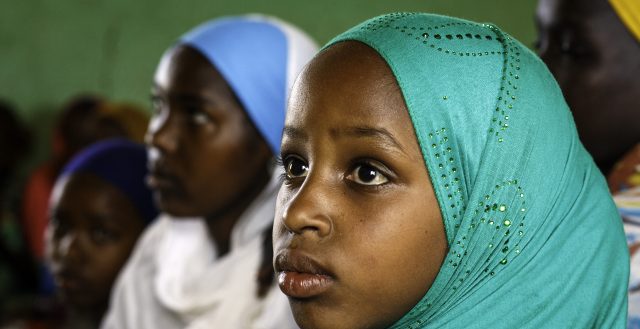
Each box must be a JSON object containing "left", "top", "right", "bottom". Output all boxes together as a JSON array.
[{"left": 205, "top": 171, "right": 271, "bottom": 257}]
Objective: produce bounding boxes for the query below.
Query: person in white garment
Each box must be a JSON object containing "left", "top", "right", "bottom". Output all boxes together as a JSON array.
[{"left": 100, "top": 15, "right": 317, "bottom": 329}]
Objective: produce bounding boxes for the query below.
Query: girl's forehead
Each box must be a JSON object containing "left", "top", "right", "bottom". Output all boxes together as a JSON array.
[
  {"left": 285, "top": 44, "right": 421, "bottom": 162},
  {"left": 290, "top": 42, "right": 403, "bottom": 118}
]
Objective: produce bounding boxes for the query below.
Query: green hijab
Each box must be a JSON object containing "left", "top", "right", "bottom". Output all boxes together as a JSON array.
[{"left": 326, "top": 13, "right": 628, "bottom": 328}]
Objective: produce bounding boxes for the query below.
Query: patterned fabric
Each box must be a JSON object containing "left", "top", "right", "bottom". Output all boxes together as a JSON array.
[{"left": 327, "top": 12, "right": 628, "bottom": 328}]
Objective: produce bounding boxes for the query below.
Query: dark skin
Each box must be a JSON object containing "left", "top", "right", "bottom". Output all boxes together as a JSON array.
[
  {"left": 46, "top": 174, "right": 145, "bottom": 324},
  {"left": 147, "top": 45, "right": 272, "bottom": 256},
  {"left": 536, "top": 0, "right": 640, "bottom": 175},
  {"left": 273, "top": 41, "right": 447, "bottom": 329}
]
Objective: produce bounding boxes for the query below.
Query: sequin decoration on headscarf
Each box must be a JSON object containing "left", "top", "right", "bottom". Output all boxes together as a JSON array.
[
  {"left": 177, "top": 15, "right": 318, "bottom": 154},
  {"left": 610, "top": 0, "right": 640, "bottom": 42},
  {"left": 60, "top": 139, "right": 158, "bottom": 225},
  {"left": 326, "top": 13, "right": 628, "bottom": 328}
]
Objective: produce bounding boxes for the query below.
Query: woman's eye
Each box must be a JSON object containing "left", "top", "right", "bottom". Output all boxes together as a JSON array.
[
  {"left": 284, "top": 156, "right": 309, "bottom": 179},
  {"left": 192, "top": 112, "right": 210, "bottom": 125},
  {"left": 347, "top": 163, "right": 389, "bottom": 186},
  {"left": 558, "top": 34, "right": 591, "bottom": 59},
  {"left": 150, "top": 96, "right": 166, "bottom": 114},
  {"left": 184, "top": 105, "right": 211, "bottom": 125}
]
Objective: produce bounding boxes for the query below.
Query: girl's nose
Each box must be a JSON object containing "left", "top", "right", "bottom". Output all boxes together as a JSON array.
[{"left": 279, "top": 174, "right": 334, "bottom": 240}]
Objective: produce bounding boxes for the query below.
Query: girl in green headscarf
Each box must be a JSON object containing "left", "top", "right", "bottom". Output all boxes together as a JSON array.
[{"left": 272, "top": 12, "right": 628, "bottom": 328}]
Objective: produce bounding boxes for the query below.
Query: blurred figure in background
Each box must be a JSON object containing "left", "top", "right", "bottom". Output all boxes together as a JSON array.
[
  {"left": 21, "top": 95, "right": 149, "bottom": 295},
  {"left": 536, "top": 0, "right": 640, "bottom": 178},
  {"left": 45, "top": 139, "right": 158, "bottom": 329},
  {"left": 0, "top": 99, "right": 37, "bottom": 324},
  {"left": 536, "top": 0, "right": 640, "bottom": 327},
  {"left": 101, "top": 15, "right": 317, "bottom": 329}
]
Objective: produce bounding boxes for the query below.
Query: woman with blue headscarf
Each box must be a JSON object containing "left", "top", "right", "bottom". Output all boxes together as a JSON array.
[
  {"left": 46, "top": 139, "right": 157, "bottom": 329},
  {"left": 273, "top": 13, "right": 628, "bottom": 328},
  {"left": 101, "top": 15, "right": 317, "bottom": 329}
]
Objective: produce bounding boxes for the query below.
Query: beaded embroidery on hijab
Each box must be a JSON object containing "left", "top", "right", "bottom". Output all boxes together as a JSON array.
[{"left": 326, "top": 13, "right": 628, "bottom": 328}]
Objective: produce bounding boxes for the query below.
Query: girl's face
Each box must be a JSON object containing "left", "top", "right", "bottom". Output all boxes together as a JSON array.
[
  {"left": 46, "top": 174, "right": 145, "bottom": 312},
  {"left": 273, "top": 42, "right": 448, "bottom": 329},
  {"left": 146, "top": 45, "right": 272, "bottom": 217}
]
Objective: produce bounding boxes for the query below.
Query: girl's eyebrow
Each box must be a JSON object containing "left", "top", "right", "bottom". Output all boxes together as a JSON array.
[
  {"left": 282, "top": 124, "right": 407, "bottom": 155},
  {"left": 335, "top": 126, "right": 406, "bottom": 155}
]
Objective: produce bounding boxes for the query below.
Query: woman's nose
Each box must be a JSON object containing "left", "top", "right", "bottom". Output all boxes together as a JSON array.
[{"left": 145, "top": 108, "right": 178, "bottom": 154}]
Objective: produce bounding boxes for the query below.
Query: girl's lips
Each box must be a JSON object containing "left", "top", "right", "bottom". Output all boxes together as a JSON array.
[
  {"left": 278, "top": 271, "right": 334, "bottom": 298},
  {"left": 55, "top": 271, "right": 86, "bottom": 294},
  {"left": 275, "top": 251, "right": 335, "bottom": 299}
]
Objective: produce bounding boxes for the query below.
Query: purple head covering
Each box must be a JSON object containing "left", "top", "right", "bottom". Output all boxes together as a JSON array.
[{"left": 60, "top": 138, "right": 158, "bottom": 225}]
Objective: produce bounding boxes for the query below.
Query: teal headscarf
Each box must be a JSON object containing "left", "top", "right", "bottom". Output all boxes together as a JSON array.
[{"left": 327, "top": 13, "right": 628, "bottom": 328}]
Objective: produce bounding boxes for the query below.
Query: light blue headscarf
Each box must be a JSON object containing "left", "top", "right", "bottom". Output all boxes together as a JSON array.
[
  {"left": 327, "top": 13, "right": 629, "bottom": 328},
  {"left": 178, "top": 15, "right": 318, "bottom": 154}
]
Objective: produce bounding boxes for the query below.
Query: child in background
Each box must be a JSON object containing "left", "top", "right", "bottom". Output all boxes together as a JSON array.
[
  {"left": 46, "top": 139, "right": 157, "bottom": 328},
  {"left": 23, "top": 96, "right": 149, "bottom": 273}
]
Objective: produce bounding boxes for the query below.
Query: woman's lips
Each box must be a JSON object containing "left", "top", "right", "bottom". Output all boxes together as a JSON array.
[
  {"left": 275, "top": 251, "right": 335, "bottom": 299},
  {"left": 146, "top": 164, "right": 181, "bottom": 191},
  {"left": 146, "top": 172, "right": 177, "bottom": 190}
]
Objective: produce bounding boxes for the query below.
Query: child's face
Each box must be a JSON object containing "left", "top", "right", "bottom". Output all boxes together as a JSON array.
[
  {"left": 146, "top": 45, "right": 272, "bottom": 218},
  {"left": 46, "top": 174, "right": 145, "bottom": 311},
  {"left": 273, "top": 42, "right": 448, "bottom": 329}
]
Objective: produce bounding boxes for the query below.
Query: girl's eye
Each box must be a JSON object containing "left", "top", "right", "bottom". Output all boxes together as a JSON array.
[
  {"left": 50, "top": 217, "right": 69, "bottom": 239},
  {"left": 284, "top": 156, "right": 309, "bottom": 180},
  {"left": 90, "top": 226, "right": 117, "bottom": 245},
  {"left": 347, "top": 163, "right": 389, "bottom": 186}
]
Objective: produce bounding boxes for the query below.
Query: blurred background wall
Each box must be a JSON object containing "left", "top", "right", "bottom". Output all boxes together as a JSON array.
[{"left": 0, "top": 0, "right": 537, "bottom": 164}]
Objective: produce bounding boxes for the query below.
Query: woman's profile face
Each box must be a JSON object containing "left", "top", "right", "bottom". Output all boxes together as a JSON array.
[
  {"left": 273, "top": 41, "right": 448, "bottom": 329},
  {"left": 146, "top": 45, "right": 271, "bottom": 217}
]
